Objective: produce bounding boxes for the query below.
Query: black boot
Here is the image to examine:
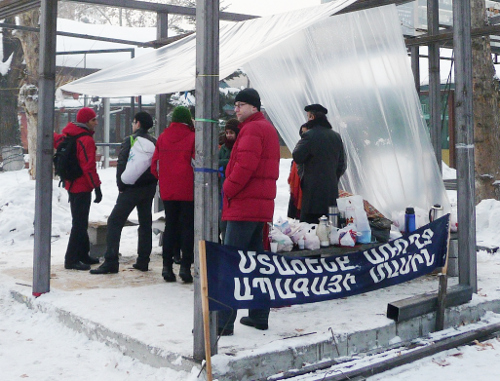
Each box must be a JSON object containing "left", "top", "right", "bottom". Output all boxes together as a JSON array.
[
  {"left": 179, "top": 265, "right": 193, "bottom": 283},
  {"left": 65, "top": 261, "right": 91, "bottom": 271},
  {"left": 240, "top": 316, "right": 268, "bottom": 330},
  {"left": 162, "top": 266, "right": 176, "bottom": 282},
  {"left": 89, "top": 261, "right": 119, "bottom": 274},
  {"left": 81, "top": 256, "right": 100, "bottom": 265},
  {"left": 132, "top": 258, "right": 149, "bottom": 272}
]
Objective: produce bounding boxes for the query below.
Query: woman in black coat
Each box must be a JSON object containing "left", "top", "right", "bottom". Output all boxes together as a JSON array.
[{"left": 292, "top": 104, "right": 347, "bottom": 224}]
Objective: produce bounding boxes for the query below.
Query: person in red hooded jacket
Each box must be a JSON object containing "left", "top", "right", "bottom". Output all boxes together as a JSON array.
[
  {"left": 151, "top": 106, "right": 195, "bottom": 284},
  {"left": 61, "top": 107, "right": 102, "bottom": 271},
  {"left": 218, "top": 88, "right": 281, "bottom": 336}
]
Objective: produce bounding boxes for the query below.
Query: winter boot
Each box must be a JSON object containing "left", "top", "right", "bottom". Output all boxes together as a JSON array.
[
  {"left": 89, "top": 261, "right": 119, "bottom": 274},
  {"left": 162, "top": 266, "right": 176, "bottom": 282},
  {"left": 132, "top": 257, "right": 149, "bottom": 272},
  {"left": 179, "top": 265, "right": 193, "bottom": 283}
]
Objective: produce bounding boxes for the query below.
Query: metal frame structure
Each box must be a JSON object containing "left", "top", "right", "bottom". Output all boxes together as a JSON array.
[{"left": 0, "top": 0, "right": 478, "bottom": 364}]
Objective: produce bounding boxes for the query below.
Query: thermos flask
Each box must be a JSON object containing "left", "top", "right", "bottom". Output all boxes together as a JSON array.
[{"left": 405, "top": 207, "right": 416, "bottom": 233}]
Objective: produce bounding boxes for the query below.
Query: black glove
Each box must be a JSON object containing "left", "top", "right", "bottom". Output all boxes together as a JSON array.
[{"left": 94, "top": 187, "right": 102, "bottom": 204}]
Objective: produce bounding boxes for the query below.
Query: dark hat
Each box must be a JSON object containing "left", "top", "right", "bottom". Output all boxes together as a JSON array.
[
  {"left": 134, "top": 111, "right": 154, "bottom": 130},
  {"left": 171, "top": 106, "right": 193, "bottom": 126},
  {"left": 234, "top": 88, "right": 261, "bottom": 111},
  {"left": 224, "top": 118, "right": 240, "bottom": 136},
  {"left": 76, "top": 107, "right": 97, "bottom": 123},
  {"left": 304, "top": 104, "right": 328, "bottom": 115}
]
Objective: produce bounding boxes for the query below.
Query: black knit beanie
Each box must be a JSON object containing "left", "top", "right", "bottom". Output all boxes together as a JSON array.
[
  {"left": 134, "top": 111, "right": 154, "bottom": 130},
  {"left": 234, "top": 88, "right": 261, "bottom": 111}
]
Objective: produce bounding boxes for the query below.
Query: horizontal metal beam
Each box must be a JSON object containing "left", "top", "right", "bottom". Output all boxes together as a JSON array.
[
  {"left": 0, "top": 0, "right": 39, "bottom": 18},
  {"left": 64, "top": 0, "right": 257, "bottom": 21},
  {"left": 405, "top": 24, "right": 500, "bottom": 47},
  {"left": 0, "top": 0, "right": 257, "bottom": 21},
  {"left": 386, "top": 284, "right": 473, "bottom": 322},
  {"left": 56, "top": 48, "right": 134, "bottom": 55},
  {"left": 337, "top": 0, "right": 413, "bottom": 15},
  {"left": 0, "top": 22, "right": 153, "bottom": 47}
]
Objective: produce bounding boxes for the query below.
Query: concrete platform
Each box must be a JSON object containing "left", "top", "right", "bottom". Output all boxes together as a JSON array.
[{"left": 3, "top": 246, "right": 500, "bottom": 381}]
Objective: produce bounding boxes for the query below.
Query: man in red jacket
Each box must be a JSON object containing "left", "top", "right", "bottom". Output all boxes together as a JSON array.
[
  {"left": 218, "top": 88, "right": 281, "bottom": 336},
  {"left": 62, "top": 107, "right": 102, "bottom": 271}
]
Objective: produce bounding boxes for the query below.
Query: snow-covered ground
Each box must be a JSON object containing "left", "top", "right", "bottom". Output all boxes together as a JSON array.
[{"left": 1, "top": 161, "right": 500, "bottom": 380}]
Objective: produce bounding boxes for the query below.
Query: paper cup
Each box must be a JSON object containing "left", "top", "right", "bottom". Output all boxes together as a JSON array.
[{"left": 270, "top": 242, "right": 278, "bottom": 253}]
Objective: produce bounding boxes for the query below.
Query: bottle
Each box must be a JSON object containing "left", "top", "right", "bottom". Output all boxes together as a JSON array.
[
  {"left": 317, "top": 215, "right": 330, "bottom": 247},
  {"left": 298, "top": 236, "right": 305, "bottom": 250},
  {"left": 328, "top": 206, "right": 339, "bottom": 228},
  {"left": 338, "top": 211, "right": 346, "bottom": 228},
  {"left": 405, "top": 207, "right": 416, "bottom": 233}
]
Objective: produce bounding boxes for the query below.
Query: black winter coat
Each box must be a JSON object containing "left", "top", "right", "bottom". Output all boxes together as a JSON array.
[
  {"left": 292, "top": 126, "right": 346, "bottom": 216},
  {"left": 116, "top": 128, "right": 157, "bottom": 192}
]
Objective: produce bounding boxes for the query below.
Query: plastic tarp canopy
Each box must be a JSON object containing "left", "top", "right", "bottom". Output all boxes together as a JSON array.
[
  {"left": 61, "top": 1, "right": 449, "bottom": 220},
  {"left": 245, "top": 5, "right": 449, "bottom": 219},
  {"left": 60, "top": 0, "right": 358, "bottom": 97}
]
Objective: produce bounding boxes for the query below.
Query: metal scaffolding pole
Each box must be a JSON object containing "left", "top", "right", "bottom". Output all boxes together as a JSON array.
[
  {"left": 453, "top": 0, "right": 477, "bottom": 291},
  {"left": 193, "top": 0, "right": 219, "bottom": 361},
  {"left": 33, "top": 0, "right": 57, "bottom": 296},
  {"left": 428, "top": 0, "right": 442, "bottom": 169}
]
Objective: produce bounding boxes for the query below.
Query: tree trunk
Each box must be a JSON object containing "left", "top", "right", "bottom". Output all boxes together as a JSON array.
[
  {"left": 16, "top": 10, "right": 40, "bottom": 179},
  {"left": 0, "top": 17, "right": 24, "bottom": 148},
  {"left": 471, "top": 0, "right": 500, "bottom": 201}
]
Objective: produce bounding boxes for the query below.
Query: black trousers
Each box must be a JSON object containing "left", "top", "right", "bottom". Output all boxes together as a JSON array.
[
  {"left": 217, "top": 221, "right": 270, "bottom": 332},
  {"left": 65, "top": 191, "right": 91, "bottom": 265},
  {"left": 104, "top": 184, "right": 157, "bottom": 264},
  {"left": 300, "top": 212, "right": 324, "bottom": 224},
  {"left": 162, "top": 200, "right": 194, "bottom": 269}
]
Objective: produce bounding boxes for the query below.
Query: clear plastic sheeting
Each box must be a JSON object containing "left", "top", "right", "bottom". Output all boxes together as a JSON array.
[
  {"left": 60, "top": 0, "right": 357, "bottom": 97},
  {"left": 245, "top": 5, "right": 449, "bottom": 219},
  {"left": 60, "top": 1, "right": 449, "bottom": 220}
]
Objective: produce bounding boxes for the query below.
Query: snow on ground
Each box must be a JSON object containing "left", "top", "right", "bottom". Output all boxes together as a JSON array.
[{"left": 1, "top": 161, "right": 500, "bottom": 380}]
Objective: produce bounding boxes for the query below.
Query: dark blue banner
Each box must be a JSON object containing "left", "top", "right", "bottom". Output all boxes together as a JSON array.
[{"left": 206, "top": 214, "right": 449, "bottom": 311}]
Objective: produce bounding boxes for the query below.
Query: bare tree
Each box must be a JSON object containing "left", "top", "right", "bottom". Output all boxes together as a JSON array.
[
  {"left": 471, "top": 0, "right": 500, "bottom": 201},
  {"left": 17, "top": 9, "right": 40, "bottom": 179},
  {"left": 0, "top": 17, "right": 24, "bottom": 148}
]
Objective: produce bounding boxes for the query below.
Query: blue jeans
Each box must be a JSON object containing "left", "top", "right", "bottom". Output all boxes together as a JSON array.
[{"left": 217, "top": 221, "right": 270, "bottom": 332}]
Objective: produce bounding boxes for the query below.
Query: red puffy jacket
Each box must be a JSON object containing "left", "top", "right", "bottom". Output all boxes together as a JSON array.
[
  {"left": 222, "top": 112, "right": 280, "bottom": 222},
  {"left": 151, "top": 122, "right": 195, "bottom": 201},
  {"left": 61, "top": 122, "right": 101, "bottom": 193}
]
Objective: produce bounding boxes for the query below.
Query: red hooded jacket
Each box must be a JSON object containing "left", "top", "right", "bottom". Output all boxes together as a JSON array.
[
  {"left": 61, "top": 122, "right": 101, "bottom": 193},
  {"left": 151, "top": 122, "right": 195, "bottom": 201},
  {"left": 222, "top": 112, "right": 280, "bottom": 222}
]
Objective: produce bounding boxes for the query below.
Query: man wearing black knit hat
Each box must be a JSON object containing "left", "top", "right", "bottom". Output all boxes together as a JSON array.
[
  {"left": 91, "top": 111, "right": 158, "bottom": 274},
  {"left": 218, "top": 88, "right": 280, "bottom": 336},
  {"left": 293, "top": 104, "right": 347, "bottom": 224}
]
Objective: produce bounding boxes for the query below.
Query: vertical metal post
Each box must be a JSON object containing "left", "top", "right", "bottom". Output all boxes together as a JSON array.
[
  {"left": 33, "top": 0, "right": 57, "bottom": 296},
  {"left": 453, "top": 0, "right": 477, "bottom": 291},
  {"left": 194, "top": 0, "right": 219, "bottom": 361},
  {"left": 410, "top": 46, "right": 420, "bottom": 94},
  {"left": 154, "top": 11, "right": 169, "bottom": 214},
  {"left": 103, "top": 97, "right": 110, "bottom": 169},
  {"left": 428, "top": 0, "right": 442, "bottom": 169},
  {"left": 129, "top": 50, "right": 135, "bottom": 136}
]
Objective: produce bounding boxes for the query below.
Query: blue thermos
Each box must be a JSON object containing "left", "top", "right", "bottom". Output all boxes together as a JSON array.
[{"left": 405, "top": 207, "right": 416, "bottom": 233}]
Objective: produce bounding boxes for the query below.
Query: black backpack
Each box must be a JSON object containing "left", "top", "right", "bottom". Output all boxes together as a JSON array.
[{"left": 53, "top": 132, "right": 91, "bottom": 185}]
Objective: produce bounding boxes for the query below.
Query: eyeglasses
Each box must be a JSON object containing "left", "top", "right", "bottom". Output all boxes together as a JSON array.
[{"left": 234, "top": 102, "right": 248, "bottom": 109}]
